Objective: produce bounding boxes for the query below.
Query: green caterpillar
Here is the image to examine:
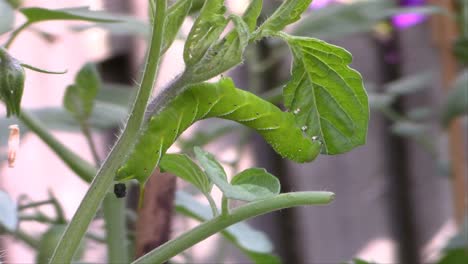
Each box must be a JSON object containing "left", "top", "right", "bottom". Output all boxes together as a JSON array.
[{"left": 116, "top": 78, "right": 321, "bottom": 185}]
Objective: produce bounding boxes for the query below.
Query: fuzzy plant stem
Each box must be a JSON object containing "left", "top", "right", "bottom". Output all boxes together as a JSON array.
[{"left": 48, "top": 1, "right": 168, "bottom": 263}]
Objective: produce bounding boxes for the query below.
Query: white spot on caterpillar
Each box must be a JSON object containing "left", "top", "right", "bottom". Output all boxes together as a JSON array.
[
  {"left": 293, "top": 108, "right": 301, "bottom": 114},
  {"left": 8, "top": 125, "right": 20, "bottom": 168},
  {"left": 257, "top": 126, "right": 280, "bottom": 131},
  {"left": 301, "top": 126, "right": 307, "bottom": 131},
  {"left": 238, "top": 116, "right": 260, "bottom": 122},
  {"left": 217, "top": 103, "right": 248, "bottom": 117},
  {"left": 312, "top": 136, "right": 323, "bottom": 145}
]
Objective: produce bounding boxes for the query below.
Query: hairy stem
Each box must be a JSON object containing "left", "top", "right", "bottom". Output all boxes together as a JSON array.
[
  {"left": 145, "top": 73, "right": 188, "bottom": 118},
  {"left": 48, "top": 1, "right": 168, "bottom": 263},
  {"left": 132, "top": 192, "right": 334, "bottom": 264}
]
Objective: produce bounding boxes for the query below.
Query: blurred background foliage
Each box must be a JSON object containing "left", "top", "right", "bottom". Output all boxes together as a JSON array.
[{"left": 0, "top": 0, "right": 467, "bottom": 263}]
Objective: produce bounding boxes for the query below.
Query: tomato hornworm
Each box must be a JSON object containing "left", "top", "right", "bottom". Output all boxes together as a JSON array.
[{"left": 116, "top": 78, "right": 322, "bottom": 186}]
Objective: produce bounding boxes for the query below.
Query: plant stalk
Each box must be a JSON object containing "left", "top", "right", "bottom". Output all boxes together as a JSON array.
[
  {"left": 81, "top": 120, "right": 101, "bottom": 165},
  {"left": 48, "top": 1, "right": 168, "bottom": 263},
  {"left": 221, "top": 196, "right": 229, "bottom": 215},
  {"left": 13, "top": 229, "right": 39, "bottom": 249},
  {"left": 103, "top": 193, "right": 129, "bottom": 263},
  {"left": 461, "top": 0, "right": 468, "bottom": 38},
  {"left": 18, "top": 199, "right": 54, "bottom": 210},
  {"left": 204, "top": 193, "right": 219, "bottom": 217},
  {"left": 4, "top": 22, "right": 30, "bottom": 49},
  {"left": 132, "top": 192, "right": 334, "bottom": 264}
]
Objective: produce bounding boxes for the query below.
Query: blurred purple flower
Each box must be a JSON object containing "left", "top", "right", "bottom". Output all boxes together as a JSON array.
[
  {"left": 310, "top": 0, "right": 335, "bottom": 9},
  {"left": 392, "top": 0, "right": 427, "bottom": 29},
  {"left": 310, "top": 0, "right": 427, "bottom": 29}
]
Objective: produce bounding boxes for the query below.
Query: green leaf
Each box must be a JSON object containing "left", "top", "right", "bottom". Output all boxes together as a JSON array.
[
  {"left": 194, "top": 146, "right": 228, "bottom": 181},
  {"left": 188, "top": 14, "right": 250, "bottom": 82},
  {"left": 75, "top": 63, "right": 100, "bottom": 92},
  {"left": 0, "top": 102, "right": 127, "bottom": 158},
  {"left": 293, "top": 1, "right": 443, "bottom": 40},
  {"left": 160, "top": 153, "right": 212, "bottom": 194},
  {"left": 453, "top": 37, "right": 468, "bottom": 64},
  {"left": 242, "top": 0, "right": 263, "bottom": 32},
  {"left": 0, "top": 102, "right": 127, "bottom": 136},
  {"left": 183, "top": 0, "right": 261, "bottom": 81},
  {"left": 230, "top": 168, "right": 280, "bottom": 200},
  {"left": 194, "top": 147, "right": 280, "bottom": 202},
  {"left": 437, "top": 249, "right": 468, "bottom": 264},
  {"left": 98, "top": 83, "right": 135, "bottom": 107},
  {"left": 385, "top": 72, "right": 432, "bottom": 96},
  {"left": 248, "top": 252, "right": 281, "bottom": 264},
  {"left": 350, "top": 259, "right": 375, "bottom": 264},
  {"left": 73, "top": 0, "right": 193, "bottom": 44},
  {"left": 63, "top": 63, "right": 101, "bottom": 122},
  {"left": 282, "top": 35, "right": 369, "bottom": 154},
  {"left": 383, "top": 5, "right": 446, "bottom": 17},
  {"left": 18, "top": 84, "right": 128, "bottom": 132},
  {"left": 367, "top": 92, "right": 395, "bottom": 109},
  {"left": 162, "top": 0, "right": 193, "bottom": 52},
  {"left": 175, "top": 191, "right": 278, "bottom": 261},
  {"left": 257, "top": 0, "right": 312, "bottom": 37},
  {"left": 20, "top": 6, "right": 120, "bottom": 24},
  {"left": 189, "top": 0, "right": 205, "bottom": 14},
  {"left": 407, "top": 107, "right": 432, "bottom": 121},
  {"left": 0, "top": 0, "right": 15, "bottom": 35},
  {"left": 441, "top": 70, "right": 468, "bottom": 126},
  {"left": 293, "top": 0, "right": 392, "bottom": 39},
  {"left": 367, "top": 73, "right": 432, "bottom": 110},
  {"left": 391, "top": 121, "right": 427, "bottom": 138},
  {"left": 72, "top": 17, "right": 149, "bottom": 37},
  {"left": 184, "top": 0, "right": 227, "bottom": 66},
  {"left": 5, "top": 0, "right": 21, "bottom": 9},
  {"left": 0, "top": 190, "right": 17, "bottom": 231}
]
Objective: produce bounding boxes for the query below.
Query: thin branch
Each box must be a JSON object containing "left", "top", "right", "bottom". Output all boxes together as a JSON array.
[{"left": 133, "top": 192, "right": 334, "bottom": 264}]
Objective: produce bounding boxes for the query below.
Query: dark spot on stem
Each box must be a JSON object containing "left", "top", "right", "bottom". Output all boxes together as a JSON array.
[{"left": 114, "top": 183, "right": 127, "bottom": 198}]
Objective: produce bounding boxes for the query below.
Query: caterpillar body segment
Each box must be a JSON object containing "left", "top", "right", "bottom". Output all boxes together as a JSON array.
[{"left": 116, "top": 78, "right": 321, "bottom": 185}]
